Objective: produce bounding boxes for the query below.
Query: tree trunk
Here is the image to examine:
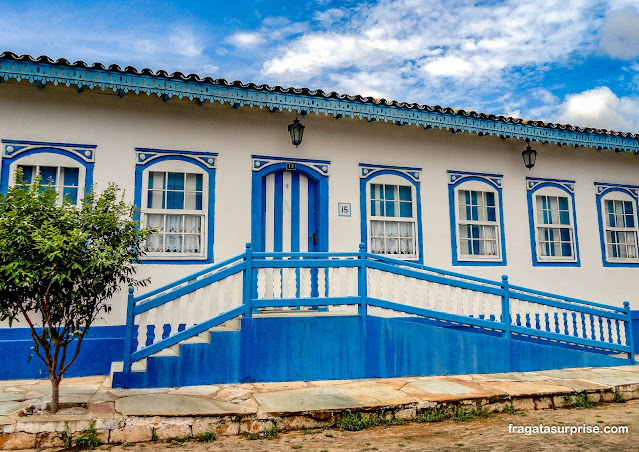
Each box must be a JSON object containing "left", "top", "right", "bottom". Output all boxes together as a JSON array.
[{"left": 50, "top": 375, "right": 61, "bottom": 414}]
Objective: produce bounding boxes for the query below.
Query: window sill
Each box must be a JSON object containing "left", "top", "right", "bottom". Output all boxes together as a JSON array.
[
  {"left": 602, "top": 260, "right": 639, "bottom": 267},
  {"left": 532, "top": 259, "right": 580, "bottom": 267},
  {"left": 453, "top": 258, "right": 505, "bottom": 267},
  {"left": 140, "top": 256, "right": 211, "bottom": 265}
]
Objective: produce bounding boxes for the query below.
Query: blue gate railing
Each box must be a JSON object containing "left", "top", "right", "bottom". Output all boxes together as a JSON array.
[{"left": 122, "top": 243, "right": 635, "bottom": 371}]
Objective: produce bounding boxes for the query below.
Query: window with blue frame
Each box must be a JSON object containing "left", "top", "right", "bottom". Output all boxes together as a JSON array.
[
  {"left": 603, "top": 199, "right": 638, "bottom": 260},
  {"left": 535, "top": 194, "right": 575, "bottom": 259},
  {"left": 457, "top": 189, "right": 499, "bottom": 257},
  {"left": 598, "top": 191, "right": 639, "bottom": 263},
  {"left": 527, "top": 178, "right": 579, "bottom": 265},
  {"left": 17, "top": 164, "right": 80, "bottom": 204},
  {"left": 448, "top": 172, "right": 505, "bottom": 265},
  {"left": 144, "top": 171, "right": 206, "bottom": 256},
  {"left": 369, "top": 181, "right": 417, "bottom": 258}
]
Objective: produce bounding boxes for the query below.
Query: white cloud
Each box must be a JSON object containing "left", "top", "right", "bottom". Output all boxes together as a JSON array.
[
  {"left": 599, "top": 6, "right": 639, "bottom": 59},
  {"left": 557, "top": 86, "right": 639, "bottom": 131},
  {"left": 169, "top": 28, "right": 203, "bottom": 57},
  {"left": 260, "top": 0, "right": 605, "bottom": 109},
  {"left": 200, "top": 64, "right": 220, "bottom": 76},
  {"left": 228, "top": 32, "right": 264, "bottom": 47},
  {"left": 314, "top": 8, "right": 348, "bottom": 25}
]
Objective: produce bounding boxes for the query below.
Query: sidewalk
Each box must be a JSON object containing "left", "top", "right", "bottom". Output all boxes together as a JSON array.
[{"left": 1, "top": 365, "right": 639, "bottom": 450}]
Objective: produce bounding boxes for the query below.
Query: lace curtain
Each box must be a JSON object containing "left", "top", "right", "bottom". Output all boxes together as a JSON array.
[
  {"left": 370, "top": 220, "right": 414, "bottom": 255},
  {"left": 626, "top": 231, "right": 637, "bottom": 258},
  {"left": 146, "top": 214, "right": 164, "bottom": 252},
  {"left": 184, "top": 216, "right": 201, "bottom": 253},
  {"left": 484, "top": 225, "right": 498, "bottom": 255},
  {"left": 145, "top": 214, "right": 203, "bottom": 253}
]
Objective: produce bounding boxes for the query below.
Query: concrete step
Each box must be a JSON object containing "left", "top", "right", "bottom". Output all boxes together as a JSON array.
[
  {"left": 151, "top": 344, "right": 180, "bottom": 357},
  {"left": 109, "top": 358, "right": 147, "bottom": 376}
]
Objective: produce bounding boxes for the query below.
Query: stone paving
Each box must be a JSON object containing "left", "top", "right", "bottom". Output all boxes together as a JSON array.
[{"left": 0, "top": 365, "right": 639, "bottom": 450}]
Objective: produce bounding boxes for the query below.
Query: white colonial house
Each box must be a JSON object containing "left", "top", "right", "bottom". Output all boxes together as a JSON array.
[{"left": 0, "top": 52, "right": 637, "bottom": 387}]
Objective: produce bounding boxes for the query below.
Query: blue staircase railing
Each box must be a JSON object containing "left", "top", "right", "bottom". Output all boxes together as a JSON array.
[{"left": 122, "top": 243, "right": 635, "bottom": 372}]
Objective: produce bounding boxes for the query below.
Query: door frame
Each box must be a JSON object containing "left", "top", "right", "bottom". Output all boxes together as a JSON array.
[{"left": 251, "top": 156, "right": 329, "bottom": 253}]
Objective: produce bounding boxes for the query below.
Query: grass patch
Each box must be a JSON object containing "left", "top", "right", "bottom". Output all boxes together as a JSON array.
[
  {"left": 166, "top": 436, "right": 190, "bottom": 444},
  {"left": 245, "top": 433, "right": 259, "bottom": 440},
  {"left": 613, "top": 391, "right": 626, "bottom": 403},
  {"left": 64, "top": 422, "right": 103, "bottom": 450},
  {"left": 415, "top": 407, "right": 452, "bottom": 423},
  {"left": 292, "top": 446, "right": 303, "bottom": 450},
  {"left": 415, "top": 406, "right": 490, "bottom": 423},
  {"left": 263, "top": 422, "right": 279, "bottom": 440},
  {"left": 338, "top": 412, "right": 380, "bottom": 431},
  {"left": 384, "top": 416, "right": 406, "bottom": 426},
  {"left": 451, "top": 408, "right": 490, "bottom": 422},
  {"left": 196, "top": 431, "right": 217, "bottom": 442},
  {"left": 563, "top": 393, "right": 596, "bottom": 409},
  {"left": 325, "top": 432, "right": 334, "bottom": 438},
  {"left": 503, "top": 404, "right": 526, "bottom": 415}
]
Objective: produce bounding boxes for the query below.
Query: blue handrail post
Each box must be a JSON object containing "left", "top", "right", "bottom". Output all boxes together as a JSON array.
[
  {"left": 358, "top": 243, "right": 367, "bottom": 318},
  {"left": 624, "top": 301, "right": 635, "bottom": 362},
  {"left": 122, "top": 286, "right": 135, "bottom": 372},
  {"left": 501, "top": 275, "right": 511, "bottom": 340},
  {"left": 243, "top": 243, "right": 253, "bottom": 320}
]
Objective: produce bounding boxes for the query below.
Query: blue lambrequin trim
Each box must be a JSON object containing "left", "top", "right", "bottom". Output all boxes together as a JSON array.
[
  {"left": 251, "top": 157, "right": 329, "bottom": 253},
  {"left": 0, "top": 140, "right": 95, "bottom": 193},
  {"left": 594, "top": 183, "right": 639, "bottom": 267},
  {"left": 359, "top": 164, "right": 424, "bottom": 264},
  {"left": 526, "top": 177, "right": 581, "bottom": 267},
  {"left": 3, "top": 58, "right": 639, "bottom": 153},
  {"left": 447, "top": 170, "right": 507, "bottom": 266},
  {"left": 133, "top": 148, "right": 217, "bottom": 264}
]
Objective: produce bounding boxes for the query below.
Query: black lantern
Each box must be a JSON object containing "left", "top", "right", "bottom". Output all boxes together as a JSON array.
[
  {"left": 522, "top": 138, "right": 537, "bottom": 170},
  {"left": 288, "top": 116, "right": 305, "bottom": 147}
]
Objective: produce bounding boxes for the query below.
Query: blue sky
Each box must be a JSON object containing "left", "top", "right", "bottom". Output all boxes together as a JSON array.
[{"left": 2, "top": 0, "right": 639, "bottom": 132}]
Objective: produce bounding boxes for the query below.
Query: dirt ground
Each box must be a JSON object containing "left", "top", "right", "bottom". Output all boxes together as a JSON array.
[{"left": 84, "top": 400, "right": 639, "bottom": 452}]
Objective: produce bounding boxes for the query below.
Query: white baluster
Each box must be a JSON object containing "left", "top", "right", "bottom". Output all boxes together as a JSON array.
[
  {"left": 316, "top": 267, "right": 324, "bottom": 298},
  {"left": 217, "top": 277, "right": 229, "bottom": 313},
  {"left": 136, "top": 311, "right": 149, "bottom": 351},
  {"left": 147, "top": 307, "right": 158, "bottom": 345},
  {"left": 264, "top": 268, "right": 274, "bottom": 299},
  {"left": 431, "top": 282, "right": 441, "bottom": 312},
  {"left": 301, "top": 268, "right": 311, "bottom": 298},
  {"left": 274, "top": 268, "right": 283, "bottom": 299},
  {"left": 233, "top": 272, "right": 243, "bottom": 308},
  {"left": 186, "top": 289, "right": 200, "bottom": 328},
  {"left": 619, "top": 320, "right": 627, "bottom": 345},
  {"left": 256, "top": 269, "right": 266, "bottom": 299},
  {"left": 471, "top": 291, "right": 480, "bottom": 318},
  {"left": 406, "top": 276, "right": 417, "bottom": 308},
  {"left": 209, "top": 280, "right": 220, "bottom": 317},
  {"left": 602, "top": 316, "right": 611, "bottom": 344}
]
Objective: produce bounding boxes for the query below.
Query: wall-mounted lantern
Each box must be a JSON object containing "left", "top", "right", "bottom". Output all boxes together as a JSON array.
[
  {"left": 288, "top": 115, "right": 305, "bottom": 147},
  {"left": 522, "top": 138, "right": 537, "bottom": 170}
]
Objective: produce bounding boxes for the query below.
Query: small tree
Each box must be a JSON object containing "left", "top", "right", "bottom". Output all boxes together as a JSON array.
[{"left": 0, "top": 175, "right": 150, "bottom": 413}]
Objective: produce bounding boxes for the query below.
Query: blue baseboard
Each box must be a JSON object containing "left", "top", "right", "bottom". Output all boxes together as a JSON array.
[
  {"left": 112, "top": 315, "right": 629, "bottom": 388},
  {"left": 0, "top": 326, "right": 125, "bottom": 380}
]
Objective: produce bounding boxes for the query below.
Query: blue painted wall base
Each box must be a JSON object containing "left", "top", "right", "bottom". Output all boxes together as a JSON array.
[
  {"left": 0, "top": 326, "right": 124, "bottom": 380},
  {"left": 112, "top": 315, "right": 629, "bottom": 388}
]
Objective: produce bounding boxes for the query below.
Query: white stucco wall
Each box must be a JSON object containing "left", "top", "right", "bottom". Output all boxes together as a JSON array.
[{"left": 1, "top": 80, "right": 638, "bottom": 326}]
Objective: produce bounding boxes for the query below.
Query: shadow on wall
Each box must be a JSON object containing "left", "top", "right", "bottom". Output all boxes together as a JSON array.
[{"left": 0, "top": 326, "right": 125, "bottom": 380}]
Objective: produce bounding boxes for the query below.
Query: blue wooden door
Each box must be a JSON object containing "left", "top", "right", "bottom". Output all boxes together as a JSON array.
[{"left": 260, "top": 169, "right": 319, "bottom": 253}]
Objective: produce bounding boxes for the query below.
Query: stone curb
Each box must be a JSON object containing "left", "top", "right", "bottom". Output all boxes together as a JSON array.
[{"left": 1, "top": 384, "right": 637, "bottom": 450}]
